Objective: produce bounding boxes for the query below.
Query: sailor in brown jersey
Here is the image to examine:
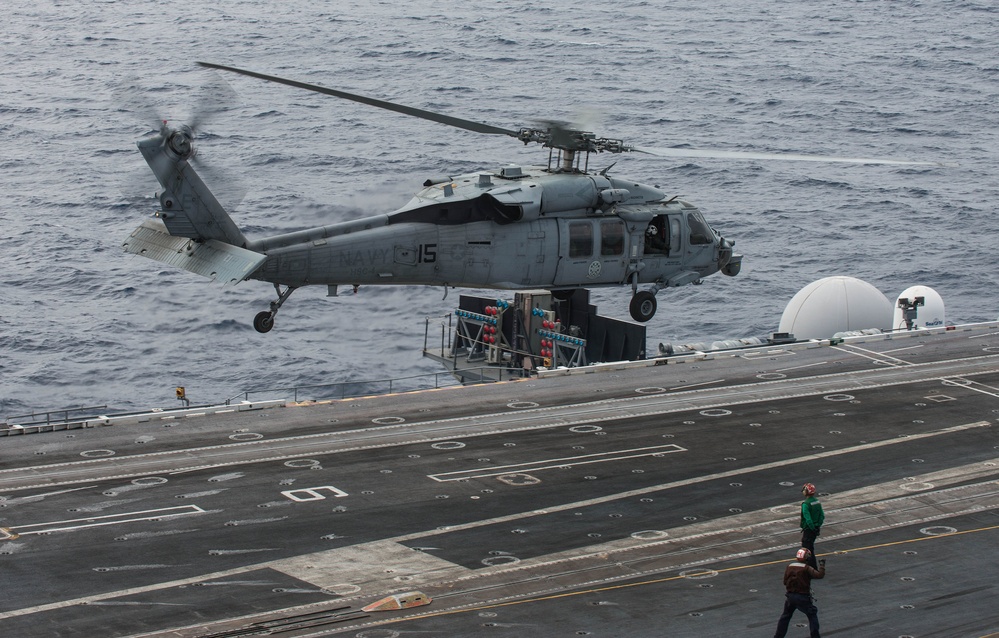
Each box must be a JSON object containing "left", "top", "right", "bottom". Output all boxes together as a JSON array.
[{"left": 773, "top": 547, "right": 826, "bottom": 638}]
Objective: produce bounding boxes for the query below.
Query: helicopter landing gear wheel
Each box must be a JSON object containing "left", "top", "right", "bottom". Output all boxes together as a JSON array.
[
  {"left": 253, "top": 311, "right": 275, "bottom": 333},
  {"left": 253, "top": 284, "right": 297, "bottom": 334},
  {"left": 551, "top": 289, "right": 576, "bottom": 302},
  {"left": 629, "top": 291, "right": 657, "bottom": 322}
]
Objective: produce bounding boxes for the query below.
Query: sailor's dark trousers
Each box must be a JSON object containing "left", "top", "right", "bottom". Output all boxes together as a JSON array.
[{"left": 774, "top": 592, "right": 820, "bottom": 638}]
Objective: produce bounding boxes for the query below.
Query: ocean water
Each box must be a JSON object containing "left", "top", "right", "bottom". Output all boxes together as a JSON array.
[{"left": 2, "top": 0, "right": 997, "bottom": 416}]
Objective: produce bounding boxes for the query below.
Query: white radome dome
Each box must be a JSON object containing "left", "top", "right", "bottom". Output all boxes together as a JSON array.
[
  {"left": 779, "top": 276, "right": 893, "bottom": 340},
  {"left": 893, "top": 285, "right": 945, "bottom": 330}
]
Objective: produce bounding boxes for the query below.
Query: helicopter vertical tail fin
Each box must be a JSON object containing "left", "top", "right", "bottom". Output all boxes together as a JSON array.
[
  {"left": 135, "top": 126, "right": 249, "bottom": 248},
  {"left": 124, "top": 126, "right": 263, "bottom": 282}
]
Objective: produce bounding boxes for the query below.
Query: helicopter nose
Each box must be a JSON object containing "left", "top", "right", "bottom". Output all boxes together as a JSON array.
[
  {"left": 720, "top": 239, "right": 742, "bottom": 277},
  {"left": 718, "top": 237, "right": 742, "bottom": 276},
  {"left": 717, "top": 237, "right": 734, "bottom": 267}
]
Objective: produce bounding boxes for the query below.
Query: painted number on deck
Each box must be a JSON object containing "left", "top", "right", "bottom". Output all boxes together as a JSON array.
[{"left": 281, "top": 486, "right": 349, "bottom": 502}]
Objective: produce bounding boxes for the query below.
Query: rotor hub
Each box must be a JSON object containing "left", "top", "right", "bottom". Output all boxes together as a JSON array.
[
  {"left": 517, "top": 126, "right": 628, "bottom": 155},
  {"left": 165, "top": 125, "right": 195, "bottom": 160}
]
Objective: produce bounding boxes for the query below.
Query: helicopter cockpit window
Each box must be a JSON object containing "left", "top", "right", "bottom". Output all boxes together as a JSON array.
[
  {"left": 644, "top": 216, "right": 668, "bottom": 255},
  {"left": 687, "top": 211, "right": 713, "bottom": 245},
  {"left": 600, "top": 221, "right": 625, "bottom": 256},
  {"left": 569, "top": 222, "right": 593, "bottom": 258}
]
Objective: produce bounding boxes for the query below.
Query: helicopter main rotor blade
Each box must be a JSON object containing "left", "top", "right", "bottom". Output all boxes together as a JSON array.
[
  {"left": 632, "top": 146, "right": 945, "bottom": 166},
  {"left": 198, "top": 62, "right": 521, "bottom": 139}
]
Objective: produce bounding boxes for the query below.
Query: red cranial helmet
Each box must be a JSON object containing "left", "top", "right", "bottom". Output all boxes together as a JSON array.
[
  {"left": 802, "top": 483, "right": 816, "bottom": 496},
  {"left": 796, "top": 548, "right": 811, "bottom": 562}
]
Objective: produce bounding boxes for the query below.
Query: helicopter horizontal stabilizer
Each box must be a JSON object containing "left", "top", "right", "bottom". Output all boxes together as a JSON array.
[{"left": 123, "top": 219, "right": 266, "bottom": 284}]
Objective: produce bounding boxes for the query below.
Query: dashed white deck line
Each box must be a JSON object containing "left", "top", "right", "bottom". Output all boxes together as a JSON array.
[{"left": 10, "top": 506, "right": 206, "bottom": 535}]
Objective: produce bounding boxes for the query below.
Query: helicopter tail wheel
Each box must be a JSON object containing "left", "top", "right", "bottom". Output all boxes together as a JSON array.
[
  {"left": 629, "top": 291, "right": 657, "bottom": 322},
  {"left": 253, "top": 311, "right": 275, "bottom": 333}
]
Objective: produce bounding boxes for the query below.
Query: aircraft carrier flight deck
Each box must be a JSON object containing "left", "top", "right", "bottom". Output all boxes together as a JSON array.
[{"left": 1, "top": 323, "right": 998, "bottom": 637}]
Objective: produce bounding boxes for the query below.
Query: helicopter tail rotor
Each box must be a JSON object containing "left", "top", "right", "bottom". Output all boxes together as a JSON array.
[{"left": 116, "top": 71, "right": 247, "bottom": 213}]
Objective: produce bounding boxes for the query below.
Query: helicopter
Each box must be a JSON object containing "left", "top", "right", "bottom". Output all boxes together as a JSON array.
[{"left": 123, "top": 62, "right": 938, "bottom": 333}]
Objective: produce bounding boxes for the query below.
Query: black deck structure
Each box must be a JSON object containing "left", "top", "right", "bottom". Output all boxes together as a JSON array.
[{"left": 1, "top": 322, "right": 998, "bottom": 637}]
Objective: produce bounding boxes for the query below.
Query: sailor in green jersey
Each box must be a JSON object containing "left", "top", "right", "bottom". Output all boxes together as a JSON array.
[{"left": 800, "top": 482, "right": 824, "bottom": 569}]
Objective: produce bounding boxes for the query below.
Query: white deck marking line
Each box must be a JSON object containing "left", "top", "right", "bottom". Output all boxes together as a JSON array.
[
  {"left": 2, "top": 485, "right": 97, "bottom": 501},
  {"left": 834, "top": 344, "right": 912, "bottom": 367},
  {"left": 941, "top": 378, "right": 999, "bottom": 399},
  {"left": 775, "top": 361, "right": 828, "bottom": 373},
  {"left": 837, "top": 340, "right": 999, "bottom": 398},
  {"left": 668, "top": 380, "right": 726, "bottom": 391},
  {"left": 428, "top": 445, "right": 686, "bottom": 482},
  {"left": 0, "top": 563, "right": 279, "bottom": 621},
  {"left": 968, "top": 331, "right": 999, "bottom": 339},
  {"left": 740, "top": 350, "right": 795, "bottom": 359},
  {"left": 10, "top": 506, "right": 206, "bottom": 535},
  {"left": 969, "top": 379, "right": 999, "bottom": 393},
  {"left": 0, "top": 421, "right": 988, "bottom": 622},
  {"left": 878, "top": 344, "right": 925, "bottom": 354}
]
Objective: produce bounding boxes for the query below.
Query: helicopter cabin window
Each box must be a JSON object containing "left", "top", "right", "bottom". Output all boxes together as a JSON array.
[
  {"left": 569, "top": 222, "right": 593, "bottom": 258},
  {"left": 687, "top": 211, "right": 712, "bottom": 245},
  {"left": 600, "top": 221, "right": 625, "bottom": 256}
]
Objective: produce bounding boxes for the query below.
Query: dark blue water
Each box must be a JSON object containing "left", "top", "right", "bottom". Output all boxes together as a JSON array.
[{"left": 2, "top": 1, "right": 997, "bottom": 416}]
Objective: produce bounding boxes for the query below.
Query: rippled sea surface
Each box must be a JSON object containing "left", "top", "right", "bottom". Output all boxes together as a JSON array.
[{"left": 2, "top": 0, "right": 997, "bottom": 416}]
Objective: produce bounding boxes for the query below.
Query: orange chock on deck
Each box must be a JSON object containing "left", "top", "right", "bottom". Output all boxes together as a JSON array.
[{"left": 362, "top": 591, "right": 432, "bottom": 612}]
